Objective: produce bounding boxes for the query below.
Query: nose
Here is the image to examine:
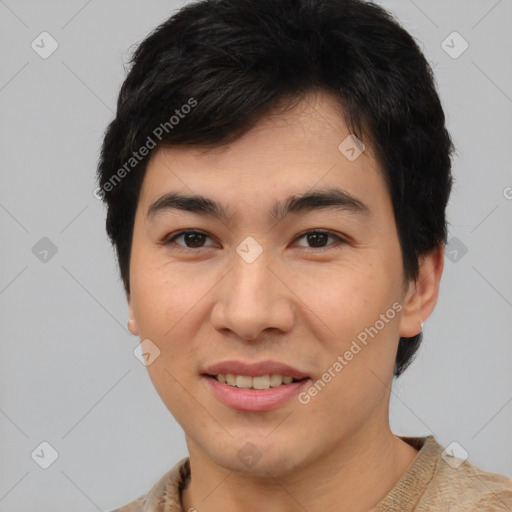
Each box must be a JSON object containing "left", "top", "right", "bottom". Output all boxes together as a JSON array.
[{"left": 210, "top": 247, "right": 295, "bottom": 341}]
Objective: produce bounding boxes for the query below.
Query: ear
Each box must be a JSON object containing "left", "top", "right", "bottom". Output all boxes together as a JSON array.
[
  {"left": 399, "top": 244, "right": 444, "bottom": 338},
  {"left": 127, "top": 294, "right": 140, "bottom": 336}
]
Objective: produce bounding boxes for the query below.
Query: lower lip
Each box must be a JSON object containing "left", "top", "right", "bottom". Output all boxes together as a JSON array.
[{"left": 202, "top": 375, "right": 310, "bottom": 411}]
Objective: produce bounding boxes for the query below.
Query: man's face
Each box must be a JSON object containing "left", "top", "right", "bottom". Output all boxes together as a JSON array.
[{"left": 127, "top": 91, "right": 420, "bottom": 476}]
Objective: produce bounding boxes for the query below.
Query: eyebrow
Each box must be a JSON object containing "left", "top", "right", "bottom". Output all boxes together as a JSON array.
[{"left": 147, "top": 187, "right": 370, "bottom": 224}]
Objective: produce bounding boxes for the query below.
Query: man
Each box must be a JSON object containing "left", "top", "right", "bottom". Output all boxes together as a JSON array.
[{"left": 97, "top": 0, "right": 512, "bottom": 510}]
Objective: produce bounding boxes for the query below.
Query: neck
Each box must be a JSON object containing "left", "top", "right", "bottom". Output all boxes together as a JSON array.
[{"left": 180, "top": 422, "right": 419, "bottom": 512}]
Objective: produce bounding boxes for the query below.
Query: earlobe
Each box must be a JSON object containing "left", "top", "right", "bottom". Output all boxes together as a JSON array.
[
  {"left": 398, "top": 245, "right": 444, "bottom": 338},
  {"left": 127, "top": 297, "right": 140, "bottom": 336}
]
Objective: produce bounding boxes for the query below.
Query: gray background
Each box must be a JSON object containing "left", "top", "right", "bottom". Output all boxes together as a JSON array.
[{"left": 0, "top": 0, "right": 511, "bottom": 510}]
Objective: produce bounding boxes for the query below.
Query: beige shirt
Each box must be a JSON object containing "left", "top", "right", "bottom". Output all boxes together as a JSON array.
[{"left": 111, "top": 436, "right": 512, "bottom": 511}]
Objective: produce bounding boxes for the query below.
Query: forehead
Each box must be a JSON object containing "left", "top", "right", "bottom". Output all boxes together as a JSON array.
[{"left": 138, "top": 90, "right": 388, "bottom": 221}]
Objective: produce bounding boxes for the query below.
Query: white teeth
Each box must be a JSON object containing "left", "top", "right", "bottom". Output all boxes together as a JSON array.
[
  {"left": 269, "top": 374, "right": 283, "bottom": 387},
  {"left": 236, "top": 375, "right": 252, "bottom": 389},
  {"left": 215, "top": 373, "right": 299, "bottom": 389},
  {"left": 253, "top": 375, "right": 272, "bottom": 389}
]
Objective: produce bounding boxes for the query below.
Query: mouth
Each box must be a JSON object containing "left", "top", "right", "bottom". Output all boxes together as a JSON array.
[
  {"left": 200, "top": 360, "right": 312, "bottom": 411},
  {"left": 201, "top": 372, "right": 311, "bottom": 412}
]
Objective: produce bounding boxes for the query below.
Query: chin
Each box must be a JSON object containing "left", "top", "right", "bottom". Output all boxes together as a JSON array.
[{"left": 205, "top": 436, "right": 306, "bottom": 478}]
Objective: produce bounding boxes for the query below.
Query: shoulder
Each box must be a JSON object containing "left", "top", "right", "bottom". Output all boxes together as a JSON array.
[
  {"left": 435, "top": 460, "right": 512, "bottom": 510},
  {"left": 108, "top": 457, "right": 190, "bottom": 512},
  {"left": 419, "top": 438, "right": 512, "bottom": 511}
]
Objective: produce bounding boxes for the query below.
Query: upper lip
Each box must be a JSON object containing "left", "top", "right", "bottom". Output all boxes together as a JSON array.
[{"left": 202, "top": 360, "right": 310, "bottom": 379}]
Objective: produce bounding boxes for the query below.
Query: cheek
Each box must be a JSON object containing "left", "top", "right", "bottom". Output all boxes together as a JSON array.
[
  {"left": 129, "top": 254, "right": 206, "bottom": 338},
  {"left": 294, "top": 259, "right": 383, "bottom": 337},
  {"left": 129, "top": 260, "right": 210, "bottom": 396},
  {"left": 303, "top": 257, "right": 402, "bottom": 379}
]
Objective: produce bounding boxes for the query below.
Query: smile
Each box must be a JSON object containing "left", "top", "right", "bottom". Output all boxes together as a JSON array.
[
  {"left": 203, "top": 374, "right": 311, "bottom": 411},
  {"left": 210, "top": 373, "right": 307, "bottom": 390}
]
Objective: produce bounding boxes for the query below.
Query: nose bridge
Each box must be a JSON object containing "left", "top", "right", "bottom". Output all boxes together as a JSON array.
[{"left": 228, "top": 243, "right": 275, "bottom": 308}]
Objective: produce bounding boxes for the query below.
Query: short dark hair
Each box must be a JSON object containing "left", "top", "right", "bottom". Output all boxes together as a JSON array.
[{"left": 97, "top": 0, "right": 454, "bottom": 377}]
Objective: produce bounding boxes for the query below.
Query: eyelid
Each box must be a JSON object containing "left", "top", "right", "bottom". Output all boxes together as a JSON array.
[
  {"left": 161, "top": 229, "right": 347, "bottom": 251},
  {"left": 294, "top": 229, "right": 347, "bottom": 250},
  {"left": 160, "top": 229, "right": 217, "bottom": 248}
]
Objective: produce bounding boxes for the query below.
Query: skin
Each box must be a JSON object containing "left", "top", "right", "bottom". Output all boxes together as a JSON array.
[{"left": 127, "top": 90, "right": 444, "bottom": 512}]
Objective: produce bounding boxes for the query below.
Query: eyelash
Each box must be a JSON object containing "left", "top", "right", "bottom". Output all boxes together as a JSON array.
[{"left": 160, "top": 229, "right": 346, "bottom": 252}]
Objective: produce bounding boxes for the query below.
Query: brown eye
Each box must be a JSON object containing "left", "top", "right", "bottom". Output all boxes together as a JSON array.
[
  {"left": 295, "top": 230, "right": 345, "bottom": 250},
  {"left": 181, "top": 232, "right": 207, "bottom": 248},
  {"left": 306, "top": 232, "right": 329, "bottom": 247},
  {"left": 162, "top": 230, "right": 214, "bottom": 249}
]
